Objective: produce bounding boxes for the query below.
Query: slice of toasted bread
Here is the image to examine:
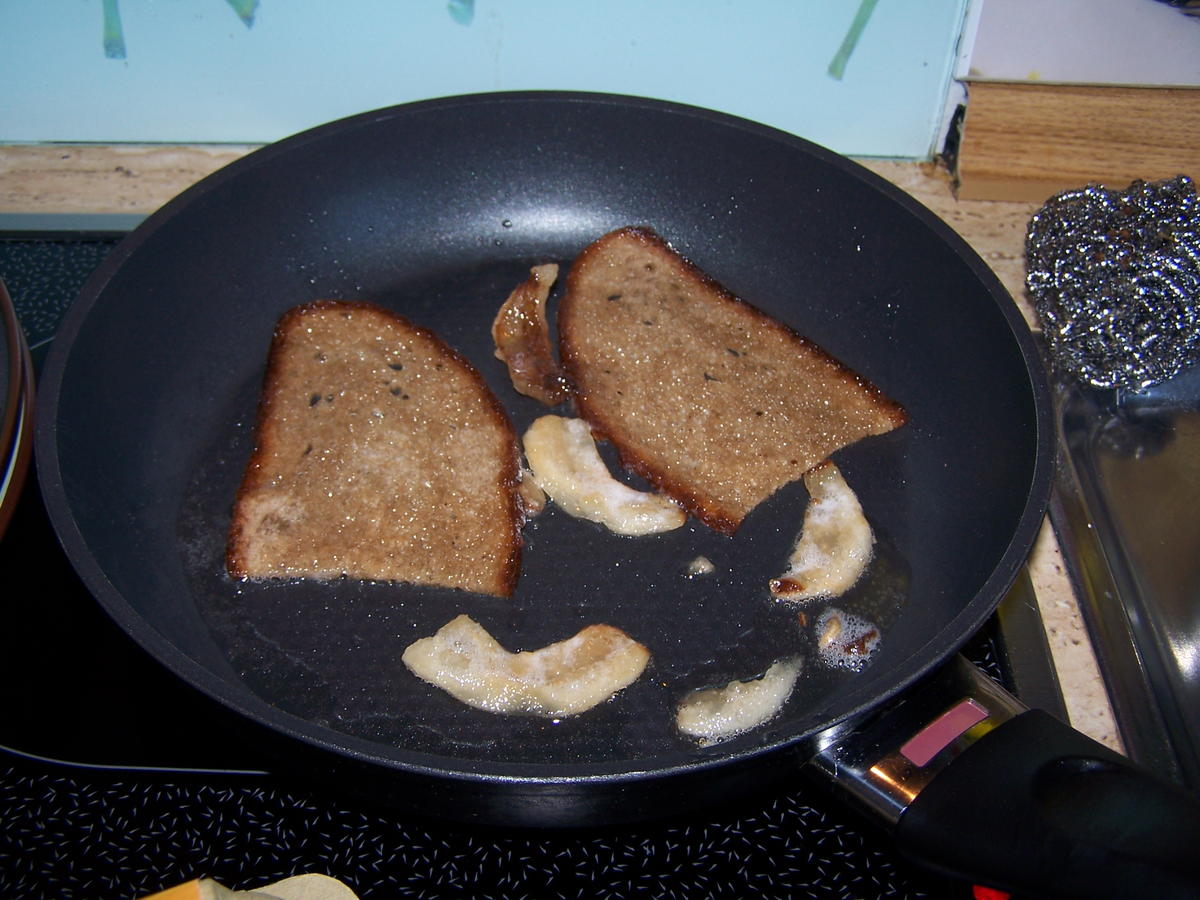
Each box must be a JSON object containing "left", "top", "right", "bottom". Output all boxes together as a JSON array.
[
  {"left": 227, "top": 300, "right": 523, "bottom": 597},
  {"left": 557, "top": 226, "right": 906, "bottom": 534}
]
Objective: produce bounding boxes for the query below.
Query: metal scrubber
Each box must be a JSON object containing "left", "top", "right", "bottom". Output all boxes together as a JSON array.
[{"left": 1025, "top": 175, "right": 1200, "bottom": 391}]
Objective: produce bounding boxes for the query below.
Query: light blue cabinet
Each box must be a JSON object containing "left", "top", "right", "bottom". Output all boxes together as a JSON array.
[{"left": 1, "top": 1, "right": 970, "bottom": 158}]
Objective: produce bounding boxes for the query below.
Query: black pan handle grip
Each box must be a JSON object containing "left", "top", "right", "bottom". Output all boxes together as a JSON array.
[{"left": 894, "top": 707, "right": 1200, "bottom": 900}]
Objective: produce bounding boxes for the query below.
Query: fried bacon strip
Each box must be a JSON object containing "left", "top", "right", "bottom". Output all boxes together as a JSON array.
[
  {"left": 402, "top": 614, "right": 650, "bottom": 717},
  {"left": 523, "top": 415, "right": 685, "bottom": 536},
  {"left": 675, "top": 658, "right": 801, "bottom": 744},
  {"left": 492, "top": 263, "right": 572, "bottom": 405},
  {"left": 769, "top": 462, "right": 873, "bottom": 601}
]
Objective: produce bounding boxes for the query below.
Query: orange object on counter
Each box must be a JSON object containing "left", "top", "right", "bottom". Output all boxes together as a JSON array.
[{"left": 140, "top": 880, "right": 211, "bottom": 900}]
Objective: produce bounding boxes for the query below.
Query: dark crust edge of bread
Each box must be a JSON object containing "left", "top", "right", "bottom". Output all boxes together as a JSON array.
[
  {"left": 557, "top": 226, "right": 908, "bottom": 535},
  {"left": 225, "top": 299, "right": 525, "bottom": 598}
]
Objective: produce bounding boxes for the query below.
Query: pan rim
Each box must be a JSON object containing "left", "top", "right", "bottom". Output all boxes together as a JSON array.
[{"left": 33, "top": 90, "right": 1055, "bottom": 787}]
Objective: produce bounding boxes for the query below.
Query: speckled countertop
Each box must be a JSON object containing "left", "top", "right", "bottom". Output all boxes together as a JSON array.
[{"left": 0, "top": 144, "right": 1122, "bottom": 752}]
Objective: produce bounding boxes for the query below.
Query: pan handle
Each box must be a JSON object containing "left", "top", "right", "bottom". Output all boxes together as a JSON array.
[{"left": 804, "top": 655, "right": 1200, "bottom": 899}]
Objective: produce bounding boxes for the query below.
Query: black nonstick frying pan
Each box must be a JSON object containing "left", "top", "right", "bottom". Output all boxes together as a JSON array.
[{"left": 35, "top": 93, "right": 1200, "bottom": 897}]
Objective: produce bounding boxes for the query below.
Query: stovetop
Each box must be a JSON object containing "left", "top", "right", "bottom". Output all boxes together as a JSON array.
[
  {"left": 0, "top": 232, "right": 1066, "bottom": 899},
  {"left": 1051, "top": 369, "right": 1200, "bottom": 791}
]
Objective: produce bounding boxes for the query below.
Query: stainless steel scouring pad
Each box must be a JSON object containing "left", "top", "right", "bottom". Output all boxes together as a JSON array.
[{"left": 1026, "top": 175, "right": 1200, "bottom": 391}]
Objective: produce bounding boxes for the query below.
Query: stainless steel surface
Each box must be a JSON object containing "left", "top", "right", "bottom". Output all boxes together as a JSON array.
[
  {"left": 804, "top": 655, "right": 1027, "bottom": 825},
  {"left": 1052, "top": 364, "right": 1200, "bottom": 790}
]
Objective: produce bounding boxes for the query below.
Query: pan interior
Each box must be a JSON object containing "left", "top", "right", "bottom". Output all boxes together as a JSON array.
[{"left": 43, "top": 95, "right": 1043, "bottom": 777}]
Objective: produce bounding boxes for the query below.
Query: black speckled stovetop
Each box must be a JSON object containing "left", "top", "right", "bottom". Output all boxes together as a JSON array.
[{"left": 0, "top": 758, "right": 972, "bottom": 899}]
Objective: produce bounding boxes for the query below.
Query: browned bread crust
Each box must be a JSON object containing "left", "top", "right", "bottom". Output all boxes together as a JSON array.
[
  {"left": 557, "top": 226, "right": 907, "bottom": 534},
  {"left": 227, "top": 300, "right": 523, "bottom": 597}
]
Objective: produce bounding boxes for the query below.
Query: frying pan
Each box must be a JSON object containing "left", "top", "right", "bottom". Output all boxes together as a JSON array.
[{"left": 35, "top": 93, "right": 1200, "bottom": 897}]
